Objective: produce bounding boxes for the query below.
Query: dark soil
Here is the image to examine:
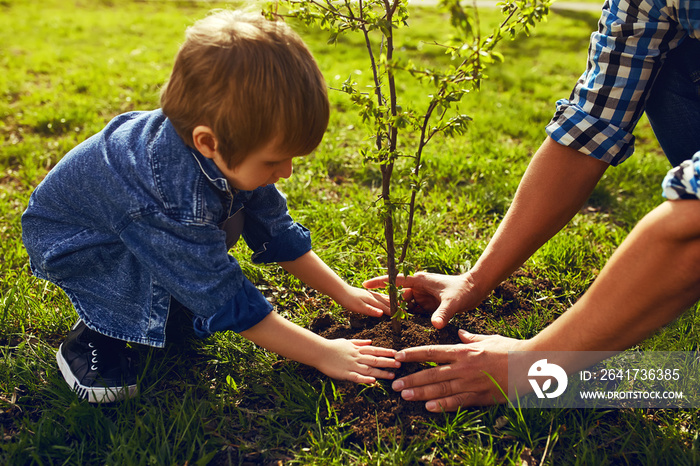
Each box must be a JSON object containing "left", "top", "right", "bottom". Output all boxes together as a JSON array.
[
  {"left": 303, "top": 313, "right": 461, "bottom": 447},
  {"left": 290, "top": 269, "right": 561, "bottom": 447}
]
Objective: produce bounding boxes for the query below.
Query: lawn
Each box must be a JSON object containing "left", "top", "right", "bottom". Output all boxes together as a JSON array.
[{"left": 2, "top": 0, "right": 699, "bottom": 464}]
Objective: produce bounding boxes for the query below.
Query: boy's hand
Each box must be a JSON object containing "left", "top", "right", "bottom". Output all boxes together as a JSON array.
[
  {"left": 315, "top": 339, "right": 400, "bottom": 384},
  {"left": 278, "top": 252, "right": 390, "bottom": 317},
  {"left": 337, "top": 287, "right": 391, "bottom": 317}
]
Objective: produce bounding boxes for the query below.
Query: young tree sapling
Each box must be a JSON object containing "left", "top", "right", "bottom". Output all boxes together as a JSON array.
[{"left": 265, "top": 0, "right": 550, "bottom": 334}]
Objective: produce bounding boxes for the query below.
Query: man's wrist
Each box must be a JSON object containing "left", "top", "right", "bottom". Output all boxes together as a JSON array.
[{"left": 459, "top": 269, "right": 490, "bottom": 310}]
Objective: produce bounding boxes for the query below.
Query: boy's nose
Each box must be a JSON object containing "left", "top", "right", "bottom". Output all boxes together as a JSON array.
[{"left": 277, "top": 159, "right": 293, "bottom": 179}]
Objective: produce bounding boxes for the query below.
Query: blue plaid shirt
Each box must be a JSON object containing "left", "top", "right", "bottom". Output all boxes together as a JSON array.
[
  {"left": 662, "top": 151, "right": 700, "bottom": 199},
  {"left": 546, "top": 0, "right": 700, "bottom": 166}
]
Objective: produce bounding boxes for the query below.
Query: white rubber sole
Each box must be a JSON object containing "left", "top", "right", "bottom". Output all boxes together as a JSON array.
[{"left": 56, "top": 343, "right": 138, "bottom": 403}]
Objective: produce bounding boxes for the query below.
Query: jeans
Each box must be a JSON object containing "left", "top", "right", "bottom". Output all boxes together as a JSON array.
[{"left": 646, "top": 38, "right": 700, "bottom": 167}]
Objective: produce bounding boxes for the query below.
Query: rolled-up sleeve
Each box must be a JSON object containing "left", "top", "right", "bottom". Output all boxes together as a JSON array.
[
  {"left": 546, "top": 0, "right": 686, "bottom": 166},
  {"left": 241, "top": 185, "right": 312, "bottom": 264},
  {"left": 192, "top": 278, "right": 273, "bottom": 337},
  {"left": 662, "top": 152, "right": 700, "bottom": 200}
]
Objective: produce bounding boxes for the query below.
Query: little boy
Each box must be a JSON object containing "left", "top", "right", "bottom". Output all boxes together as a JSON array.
[{"left": 22, "top": 10, "right": 399, "bottom": 403}]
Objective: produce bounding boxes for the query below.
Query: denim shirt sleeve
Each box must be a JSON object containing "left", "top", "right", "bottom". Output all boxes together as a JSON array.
[
  {"left": 119, "top": 210, "right": 272, "bottom": 332},
  {"left": 191, "top": 279, "right": 273, "bottom": 337},
  {"left": 241, "top": 185, "right": 312, "bottom": 264}
]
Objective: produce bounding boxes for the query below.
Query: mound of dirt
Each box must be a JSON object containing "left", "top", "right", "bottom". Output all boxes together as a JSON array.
[
  {"left": 306, "top": 313, "right": 461, "bottom": 446},
  {"left": 290, "top": 269, "right": 560, "bottom": 447}
]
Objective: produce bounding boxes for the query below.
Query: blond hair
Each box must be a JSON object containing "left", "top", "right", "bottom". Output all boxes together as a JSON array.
[{"left": 161, "top": 10, "right": 329, "bottom": 167}]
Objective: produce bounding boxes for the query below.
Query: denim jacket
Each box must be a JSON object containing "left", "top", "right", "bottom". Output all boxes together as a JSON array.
[{"left": 22, "top": 110, "right": 312, "bottom": 347}]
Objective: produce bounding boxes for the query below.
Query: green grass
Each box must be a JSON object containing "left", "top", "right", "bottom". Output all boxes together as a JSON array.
[{"left": 2, "top": 0, "right": 699, "bottom": 464}]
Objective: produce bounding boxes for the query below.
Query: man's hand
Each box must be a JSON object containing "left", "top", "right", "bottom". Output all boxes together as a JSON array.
[
  {"left": 390, "top": 330, "right": 528, "bottom": 411},
  {"left": 363, "top": 272, "right": 483, "bottom": 328}
]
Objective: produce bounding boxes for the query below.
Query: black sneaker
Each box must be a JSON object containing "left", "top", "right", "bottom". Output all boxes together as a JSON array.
[{"left": 56, "top": 320, "right": 138, "bottom": 403}]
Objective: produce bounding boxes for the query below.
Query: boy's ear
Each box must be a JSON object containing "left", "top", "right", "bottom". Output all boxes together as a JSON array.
[{"left": 192, "top": 126, "right": 219, "bottom": 159}]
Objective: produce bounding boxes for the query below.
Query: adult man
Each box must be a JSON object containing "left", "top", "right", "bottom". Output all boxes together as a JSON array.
[{"left": 365, "top": 0, "right": 700, "bottom": 411}]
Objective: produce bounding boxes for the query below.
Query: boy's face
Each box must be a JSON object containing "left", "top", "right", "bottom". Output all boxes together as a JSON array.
[{"left": 212, "top": 140, "right": 295, "bottom": 191}]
